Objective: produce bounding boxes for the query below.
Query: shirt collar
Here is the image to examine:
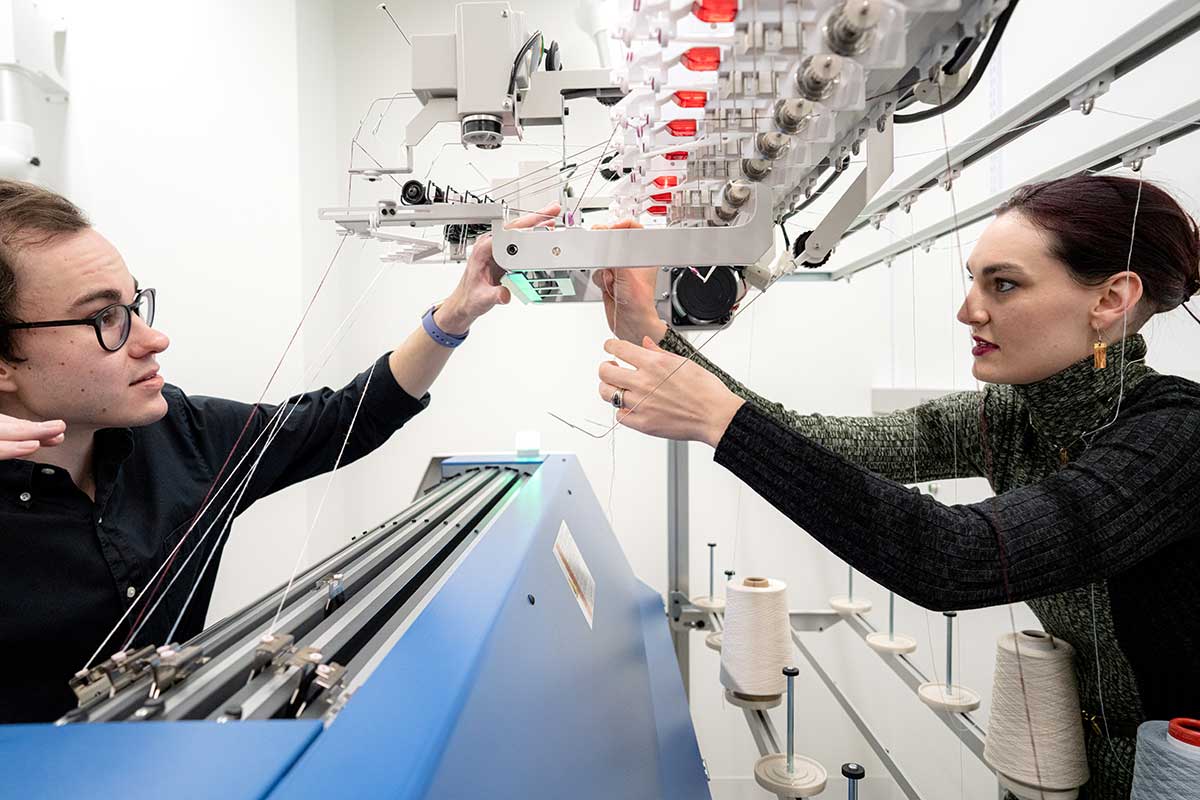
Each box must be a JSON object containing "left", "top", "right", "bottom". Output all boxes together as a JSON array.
[
  {"left": 95, "top": 427, "right": 135, "bottom": 466},
  {"left": 1012, "top": 334, "right": 1154, "bottom": 446}
]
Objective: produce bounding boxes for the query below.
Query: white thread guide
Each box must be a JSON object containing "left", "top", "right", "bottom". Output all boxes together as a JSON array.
[{"left": 553, "top": 522, "right": 595, "bottom": 629}]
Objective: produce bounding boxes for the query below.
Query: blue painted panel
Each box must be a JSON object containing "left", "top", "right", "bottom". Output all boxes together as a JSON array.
[
  {"left": 270, "top": 455, "right": 708, "bottom": 799},
  {"left": 637, "top": 579, "right": 712, "bottom": 799},
  {"left": 0, "top": 720, "right": 321, "bottom": 800}
]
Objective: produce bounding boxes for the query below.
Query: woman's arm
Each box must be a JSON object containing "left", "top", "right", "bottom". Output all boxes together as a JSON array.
[
  {"left": 661, "top": 327, "right": 986, "bottom": 483},
  {"left": 712, "top": 381, "right": 1200, "bottom": 610}
]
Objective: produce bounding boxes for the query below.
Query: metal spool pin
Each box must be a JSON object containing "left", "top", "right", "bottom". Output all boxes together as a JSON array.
[
  {"left": 917, "top": 610, "right": 980, "bottom": 712},
  {"left": 829, "top": 565, "right": 871, "bottom": 615},
  {"left": 752, "top": 665, "right": 827, "bottom": 796},
  {"left": 691, "top": 542, "right": 724, "bottom": 612}
]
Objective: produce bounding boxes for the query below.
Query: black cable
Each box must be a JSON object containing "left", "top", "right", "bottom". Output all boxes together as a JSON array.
[
  {"left": 779, "top": 156, "right": 847, "bottom": 227},
  {"left": 894, "top": 0, "right": 1018, "bottom": 125},
  {"left": 1183, "top": 302, "right": 1200, "bottom": 327},
  {"left": 943, "top": 35, "right": 981, "bottom": 76}
]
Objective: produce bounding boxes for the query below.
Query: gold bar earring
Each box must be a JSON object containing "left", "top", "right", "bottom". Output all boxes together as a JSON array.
[{"left": 1093, "top": 329, "right": 1107, "bottom": 370}]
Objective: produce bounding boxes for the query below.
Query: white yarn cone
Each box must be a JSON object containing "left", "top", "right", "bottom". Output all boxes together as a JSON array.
[
  {"left": 984, "top": 631, "right": 1089, "bottom": 795},
  {"left": 720, "top": 577, "right": 791, "bottom": 698}
]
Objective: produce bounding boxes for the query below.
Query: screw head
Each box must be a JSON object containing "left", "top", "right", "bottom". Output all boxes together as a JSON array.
[
  {"left": 527, "top": 594, "right": 536, "bottom": 605},
  {"left": 506, "top": 243, "right": 518, "bottom": 256}
]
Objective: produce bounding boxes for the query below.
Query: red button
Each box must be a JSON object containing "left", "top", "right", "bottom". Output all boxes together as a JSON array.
[
  {"left": 652, "top": 175, "right": 680, "bottom": 188},
  {"left": 681, "top": 46, "right": 721, "bottom": 72},
  {"left": 666, "top": 119, "right": 698, "bottom": 137},
  {"left": 664, "top": 151, "right": 689, "bottom": 161},
  {"left": 692, "top": 0, "right": 738, "bottom": 23},
  {"left": 673, "top": 90, "right": 708, "bottom": 108},
  {"left": 646, "top": 205, "right": 670, "bottom": 216}
]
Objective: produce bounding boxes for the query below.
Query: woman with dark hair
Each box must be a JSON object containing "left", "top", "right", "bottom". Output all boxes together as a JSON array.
[{"left": 593, "top": 174, "right": 1200, "bottom": 798}]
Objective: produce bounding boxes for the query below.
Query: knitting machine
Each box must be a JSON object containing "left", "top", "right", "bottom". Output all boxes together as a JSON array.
[
  {"left": 320, "top": 0, "right": 1012, "bottom": 328},
  {"left": 0, "top": 455, "right": 710, "bottom": 799}
]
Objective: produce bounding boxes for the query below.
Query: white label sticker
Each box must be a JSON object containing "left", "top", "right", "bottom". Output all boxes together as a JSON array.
[{"left": 553, "top": 521, "right": 595, "bottom": 629}]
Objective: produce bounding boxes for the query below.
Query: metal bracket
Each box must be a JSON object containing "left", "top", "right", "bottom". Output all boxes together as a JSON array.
[
  {"left": 68, "top": 644, "right": 158, "bottom": 707},
  {"left": 492, "top": 184, "right": 776, "bottom": 271},
  {"left": 800, "top": 115, "right": 895, "bottom": 267},
  {"left": 667, "top": 591, "right": 711, "bottom": 630},
  {"left": 1120, "top": 140, "right": 1158, "bottom": 171},
  {"left": 1067, "top": 69, "right": 1114, "bottom": 115},
  {"left": 936, "top": 166, "right": 961, "bottom": 191}
]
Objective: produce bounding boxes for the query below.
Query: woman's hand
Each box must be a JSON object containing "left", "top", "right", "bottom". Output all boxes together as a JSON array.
[
  {"left": 589, "top": 219, "right": 668, "bottom": 345},
  {"left": 435, "top": 203, "right": 561, "bottom": 335},
  {"left": 597, "top": 337, "right": 744, "bottom": 448},
  {"left": 0, "top": 414, "right": 65, "bottom": 460}
]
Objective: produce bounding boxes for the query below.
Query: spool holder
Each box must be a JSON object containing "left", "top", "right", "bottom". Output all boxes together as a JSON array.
[
  {"left": 917, "top": 611, "right": 981, "bottom": 713},
  {"left": 753, "top": 666, "right": 828, "bottom": 797},
  {"left": 866, "top": 591, "right": 917, "bottom": 654},
  {"left": 690, "top": 542, "right": 726, "bottom": 612},
  {"left": 697, "top": 600, "right": 989, "bottom": 800},
  {"left": 996, "top": 773, "right": 1080, "bottom": 800},
  {"left": 829, "top": 566, "right": 873, "bottom": 615}
]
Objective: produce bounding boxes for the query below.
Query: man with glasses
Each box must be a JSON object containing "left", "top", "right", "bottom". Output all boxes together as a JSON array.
[{"left": 0, "top": 180, "right": 558, "bottom": 722}]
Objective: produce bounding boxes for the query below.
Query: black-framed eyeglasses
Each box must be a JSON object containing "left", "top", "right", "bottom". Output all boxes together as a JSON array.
[{"left": 0, "top": 288, "right": 156, "bottom": 352}]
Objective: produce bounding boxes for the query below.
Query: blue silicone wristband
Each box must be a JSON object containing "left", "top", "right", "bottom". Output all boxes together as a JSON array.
[{"left": 422, "top": 305, "right": 469, "bottom": 348}]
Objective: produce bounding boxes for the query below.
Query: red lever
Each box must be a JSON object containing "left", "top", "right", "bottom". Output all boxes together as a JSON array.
[
  {"left": 681, "top": 46, "right": 721, "bottom": 72},
  {"left": 666, "top": 119, "right": 698, "bottom": 137},
  {"left": 673, "top": 90, "right": 708, "bottom": 108},
  {"left": 692, "top": 0, "right": 737, "bottom": 23}
]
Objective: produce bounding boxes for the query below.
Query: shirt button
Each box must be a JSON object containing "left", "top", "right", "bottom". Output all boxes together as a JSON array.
[
  {"left": 40, "top": 467, "right": 54, "bottom": 475},
  {"left": 127, "top": 586, "right": 137, "bottom": 599},
  {"left": 18, "top": 491, "right": 31, "bottom": 502}
]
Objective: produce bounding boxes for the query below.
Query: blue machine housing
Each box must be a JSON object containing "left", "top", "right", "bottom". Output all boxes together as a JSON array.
[{"left": 1, "top": 454, "right": 710, "bottom": 800}]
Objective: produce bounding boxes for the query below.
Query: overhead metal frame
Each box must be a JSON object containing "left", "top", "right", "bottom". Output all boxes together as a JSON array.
[
  {"left": 836, "top": 0, "right": 1200, "bottom": 240},
  {"left": 823, "top": 97, "right": 1200, "bottom": 281}
]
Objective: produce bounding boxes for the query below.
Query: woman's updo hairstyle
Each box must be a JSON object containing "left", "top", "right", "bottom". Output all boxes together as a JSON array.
[{"left": 996, "top": 174, "right": 1200, "bottom": 315}]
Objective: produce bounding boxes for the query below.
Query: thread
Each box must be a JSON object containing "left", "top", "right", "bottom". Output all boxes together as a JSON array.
[
  {"left": 720, "top": 577, "right": 791, "bottom": 698},
  {"left": 984, "top": 631, "right": 1089, "bottom": 795},
  {"left": 1130, "top": 719, "right": 1200, "bottom": 799}
]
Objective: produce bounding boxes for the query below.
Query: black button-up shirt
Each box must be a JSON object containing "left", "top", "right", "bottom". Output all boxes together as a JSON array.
[{"left": 0, "top": 353, "right": 428, "bottom": 722}]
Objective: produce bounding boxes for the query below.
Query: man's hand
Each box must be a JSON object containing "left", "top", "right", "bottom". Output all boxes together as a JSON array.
[
  {"left": 589, "top": 219, "right": 668, "bottom": 345},
  {"left": 435, "top": 203, "right": 561, "bottom": 335},
  {"left": 0, "top": 415, "right": 65, "bottom": 460}
]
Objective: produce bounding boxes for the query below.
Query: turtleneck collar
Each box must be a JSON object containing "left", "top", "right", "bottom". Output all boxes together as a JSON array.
[{"left": 1012, "top": 334, "right": 1154, "bottom": 447}]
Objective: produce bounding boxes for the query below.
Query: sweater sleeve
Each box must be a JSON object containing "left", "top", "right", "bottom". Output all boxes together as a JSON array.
[
  {"left": 711, "top": 382, "right": 1200, "bottom": 610},
  {"left": 175, "top": 353, "right": 429, "bottom": 512},
  {"left": 661, "top": 327, "right": 985, "bottom": 482}
]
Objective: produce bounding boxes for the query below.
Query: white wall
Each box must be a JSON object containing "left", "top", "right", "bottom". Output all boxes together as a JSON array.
[{"left": 33, "top": 1, "right": 1199, "bottom": 798}]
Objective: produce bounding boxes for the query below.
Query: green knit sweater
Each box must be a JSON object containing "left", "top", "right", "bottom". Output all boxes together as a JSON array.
[{"left": 663, "top": 328, "right": 1200, "bottom": 799}]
